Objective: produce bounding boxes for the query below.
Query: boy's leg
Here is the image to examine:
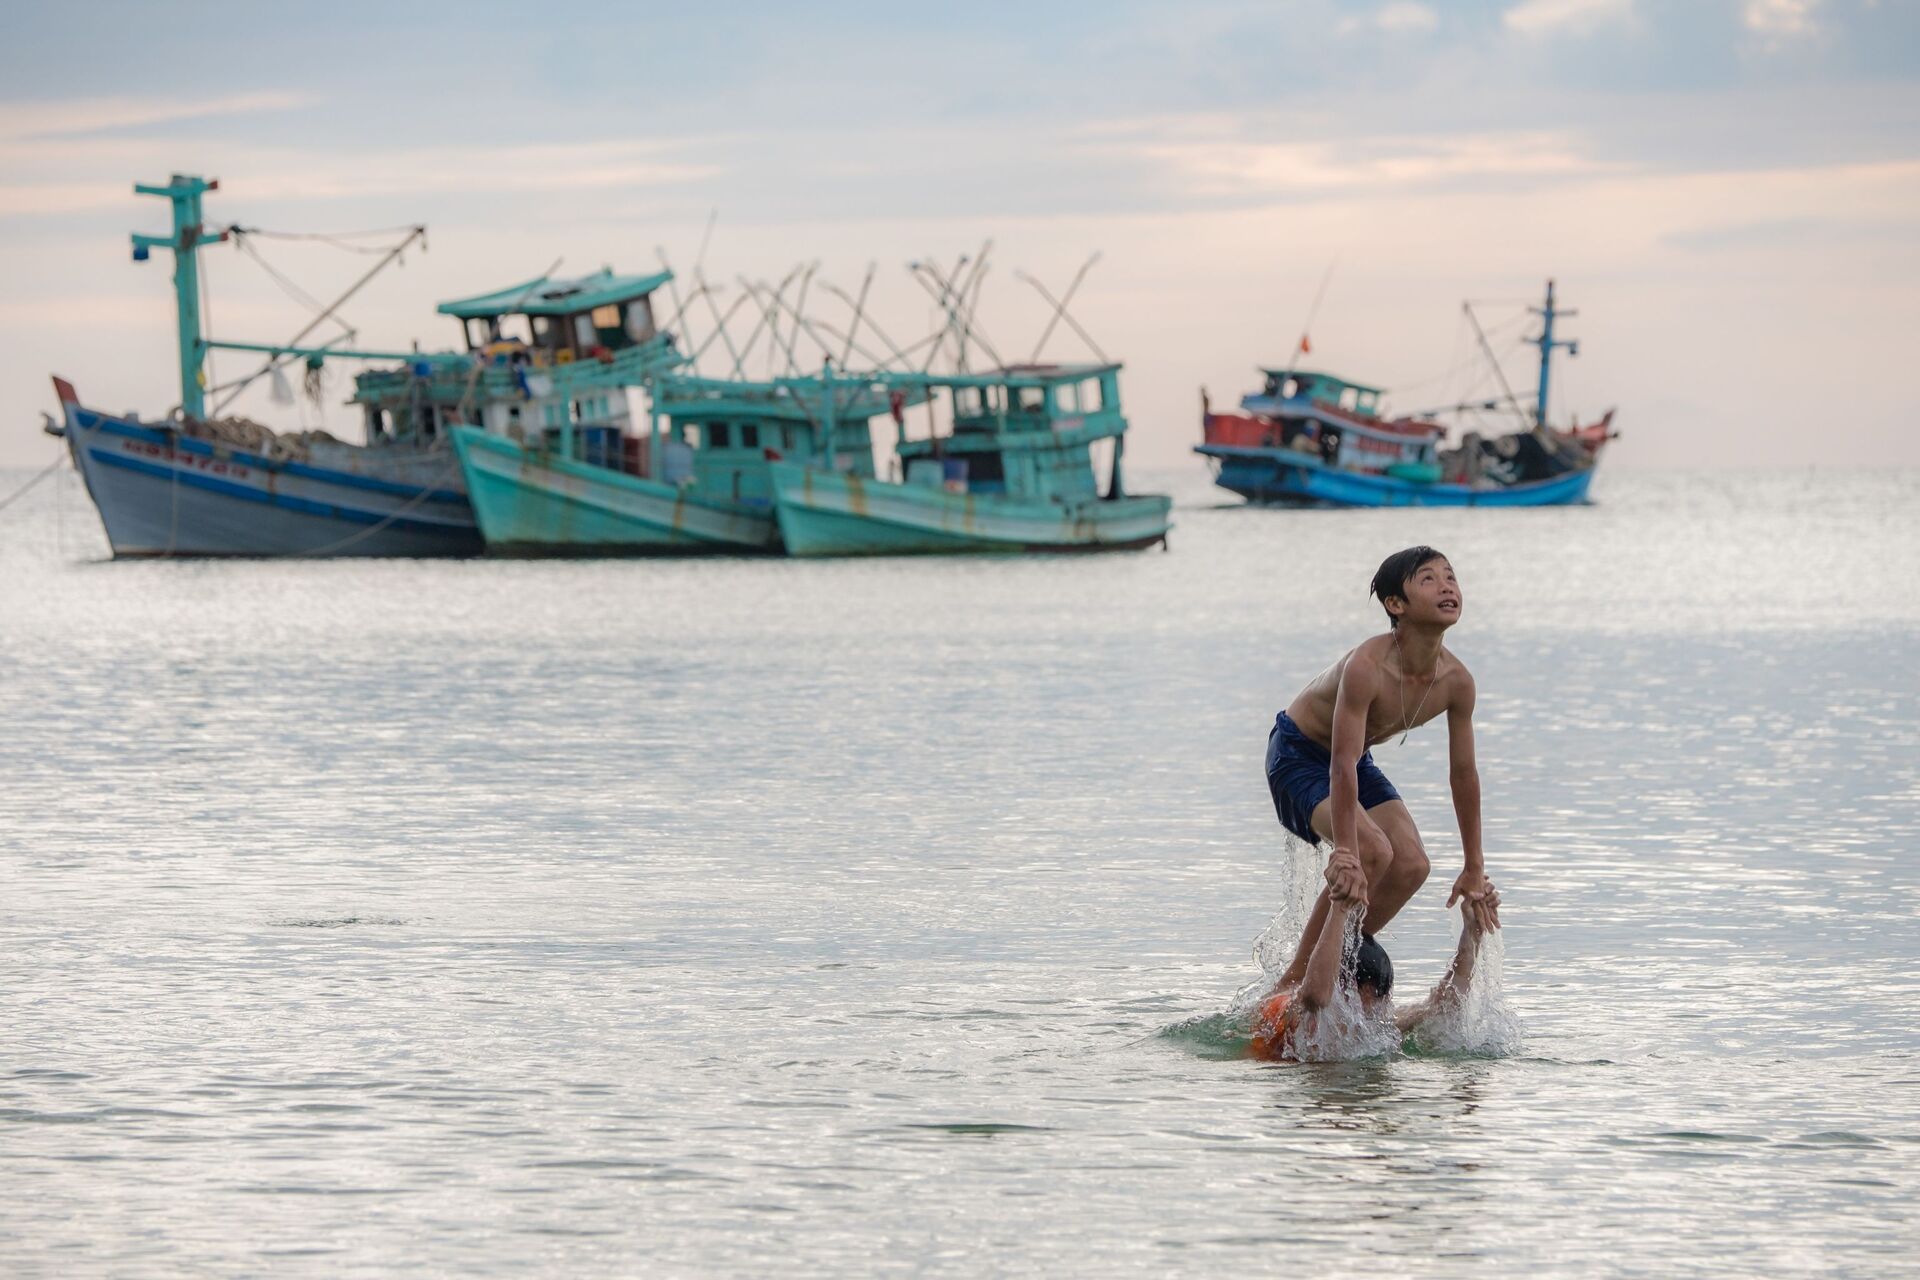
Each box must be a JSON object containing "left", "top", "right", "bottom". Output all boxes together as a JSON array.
[{"left": 1356, "top": 799, "right": 1431, "bottom": 936}]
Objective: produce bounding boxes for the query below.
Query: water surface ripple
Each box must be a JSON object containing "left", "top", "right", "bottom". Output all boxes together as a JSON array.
[{"left": 3, "top": 468, "right": 1917, "bottom": 1276}]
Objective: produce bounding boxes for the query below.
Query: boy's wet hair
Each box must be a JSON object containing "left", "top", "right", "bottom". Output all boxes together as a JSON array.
[
  {"left": 1350, "top": 931, "right": 1394, "bottom": 998},
  {"left": 1369, "top": 545, "right": 1447, "bottom": 629}
]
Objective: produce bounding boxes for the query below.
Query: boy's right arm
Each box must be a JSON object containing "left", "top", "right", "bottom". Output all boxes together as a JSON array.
[
  {"left": 1298, "top": 885, "right": 1363, "bottom": 1012},
  {"left": 1326, "top": 655, "right": 1377, "bottom": 902}
]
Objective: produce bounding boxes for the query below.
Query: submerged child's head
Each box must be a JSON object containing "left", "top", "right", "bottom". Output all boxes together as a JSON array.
[
  {"left": 1350, "top": 931, "right": 1395, "bottom": 1010},
  {"left": 1370, "top": 546, "right": 1461, "bottom": 631}
]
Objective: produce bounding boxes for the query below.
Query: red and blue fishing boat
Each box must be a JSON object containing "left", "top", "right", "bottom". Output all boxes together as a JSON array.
[{"left": 1196, "top": 280, "right": 1615, "bottom": 507}]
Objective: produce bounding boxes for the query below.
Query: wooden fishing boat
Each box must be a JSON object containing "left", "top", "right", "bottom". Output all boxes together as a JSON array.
[
  {"left": 770, "top": 363, "right": 1172, "bottom": 556},
  {"left": 1196, "top": 280, "right": 1616, "bottom": 508}
]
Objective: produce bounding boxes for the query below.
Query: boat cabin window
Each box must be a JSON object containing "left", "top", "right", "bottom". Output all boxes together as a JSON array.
[
  {"left": 485, "top": 315, "right": 533, "bottom": 349},
  {"left": 1340, "top": 387, "right": 1357, "bottom": 411},
  {"left": 1015, "top": 386, "right": 1048, "bottom": 414},
  {"left": 1054, "top": 378, "right": 1104, "bottom": 414},
  {"left": 532, "top": 315, "right": 560, "bottom": 351},
  {"left": 573, "top": 314, "right": 597, "bottom": 351},
  {"left": 708, "top": 422, "right": 730, "bottom": 449},
  {"left": 463, "top": 318, "right": 497, "bottom": 350},
  {"left": 624, "top": 298, "right": 657, "bottom": 346},
  {"left": 955, "top": 387, "right": 984, "bottom": 417},
  {"left": 741, "top": 423, "right": 759, "bottom": 449}
]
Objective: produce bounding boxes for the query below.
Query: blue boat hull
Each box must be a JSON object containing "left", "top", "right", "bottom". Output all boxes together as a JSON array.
[
  {"left": 63, "top": 406, "right": 482, "bottom": 557},
  {"left": 1197, "top": 446, "right": 1596, "bottom": 508}
]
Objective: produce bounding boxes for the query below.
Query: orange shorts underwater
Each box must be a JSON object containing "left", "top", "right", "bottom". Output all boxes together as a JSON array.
[{"left": 1248, "top": 990, "right": 1299, "bottom": 1062}]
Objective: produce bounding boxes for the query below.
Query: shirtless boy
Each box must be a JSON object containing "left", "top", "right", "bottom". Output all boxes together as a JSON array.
[{"left": 1266, "top": 546, "right": 1497, "bottom": 991}]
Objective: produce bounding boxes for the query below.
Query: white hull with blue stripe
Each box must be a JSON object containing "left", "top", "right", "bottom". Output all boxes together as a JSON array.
[{"left": 60, "top": 403, "right": 482, "bottom": 559}]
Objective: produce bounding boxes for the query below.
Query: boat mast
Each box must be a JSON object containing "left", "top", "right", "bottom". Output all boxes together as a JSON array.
[
  {"left": 131, "top": 174, "right": 229, "bottom": 421},
  {"left": 1529, "top": 278, "right": 1578, "bottom": 428}
]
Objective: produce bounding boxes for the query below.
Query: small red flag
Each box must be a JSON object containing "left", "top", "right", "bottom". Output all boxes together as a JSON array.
[{"left": 1299, "top": 334, "right": 1312, "bottom": 355}]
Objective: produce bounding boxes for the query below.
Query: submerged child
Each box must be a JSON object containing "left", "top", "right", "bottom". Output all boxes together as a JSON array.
[
  {"left": 1248, "top": 882, "right": 1501, "bottom": 1062},
  {"left": 1264, "top": 546, "right": 1499, "bottom": 993}
]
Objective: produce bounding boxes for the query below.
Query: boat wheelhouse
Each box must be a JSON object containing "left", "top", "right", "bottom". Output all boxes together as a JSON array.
[
  {"left": 1196, "top": 280, "right": 1615, "bottom": 508},
  {"left": 769, "top": 362, "right": 1172, "bottom": 556}
]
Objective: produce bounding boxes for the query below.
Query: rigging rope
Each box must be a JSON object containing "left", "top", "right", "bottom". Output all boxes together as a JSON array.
[
  {"left": 231, "top": 232, "right": 356, "bottom": 339},
  {"left": 0, "top": 453, "right": 65, "bottom": 516},
  {"left": 227, "top": 224, "right": 424, "bottom": 255}
]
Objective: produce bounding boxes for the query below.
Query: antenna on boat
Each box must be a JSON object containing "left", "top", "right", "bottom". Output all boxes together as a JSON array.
[
  {"left": 693, "top": 267, "right": 748, "bottom": 377},
  {"left": 954, "top": 250, "right": 1005, "bottom": 372},
  {"left": 817, "top": 277, "right": 914, "bottom": 370},
  {"left": 687, "top": 289, "right": 754, "bottom": 369},
  {"left": 1525, "top": 279, "right": 1578, "bottom": 427},
  {"left": 753, "top": 276, "right": 848, "bottom": 371},
  {"left": 1015, "top": 254, "right": 1108, "bottom": 364},
  {"left": 728, "top": 264, "right": 801, "bottom": 379},
  {"left": 785, "top": 263, "right": 820, "bottom": 376},
  {"left": 839, "top": 263, "right": 875, "bottom": 366},
  {"left": 694, "top": 208, "right": 719, "bottom": 276},
  {"left": 909, "top": 250, "right": 973, "bottom": 372},
  {"left": 1019, "top": 252, "right": 1100, "bottom": 364},
  {"left": 656, "top": 247, "right": 704, "bottom": 374},
  {"left": 1284, "top": 257, "right": 1337, "bottom": 378}
]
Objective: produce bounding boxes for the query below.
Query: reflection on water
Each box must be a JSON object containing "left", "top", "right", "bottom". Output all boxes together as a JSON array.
[{"left": 1, "top": 467, "right": 1918, "bottom": 1276}]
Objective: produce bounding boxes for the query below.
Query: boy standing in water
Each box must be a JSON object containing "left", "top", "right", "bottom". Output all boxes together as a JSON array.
[{"left": 1266, "top": 546, "right": 1498, "bottom": 990}]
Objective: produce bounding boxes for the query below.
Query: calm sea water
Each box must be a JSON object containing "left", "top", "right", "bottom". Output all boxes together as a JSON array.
[{"left": 3, "top": 464, "right": 1917, "bottom": 1277}]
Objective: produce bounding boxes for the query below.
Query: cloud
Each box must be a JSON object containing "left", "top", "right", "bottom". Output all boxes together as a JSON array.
[
  {"left": 0, "top": 139, "right": 722, "bottom": 218},
  {"left": 1338, "top": 3, "right": 1439, "bottom": 35},
  {"left": 1502, "top": 0, "right": 1633, "bottom": 36},
  {"left": 0, "top": 93, "right": 307, "bottom": 141},
  {"left": 1098, "top": 126, "right": 1608, "bottom": 198},
  {"left": 1743, "top": 0, "right": 1821, "bottom": 42}
]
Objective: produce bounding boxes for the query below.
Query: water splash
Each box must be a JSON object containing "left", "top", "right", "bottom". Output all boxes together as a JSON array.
[
  {"left": 1248, "top": 834, "right": 1327, "bottom": 980},
  {"left": 1168, "top": 835, "right": 1519, "bottom": 1063},
  {"left": 1402, "top": 918, "right": 1524, "bottom": 1057}
]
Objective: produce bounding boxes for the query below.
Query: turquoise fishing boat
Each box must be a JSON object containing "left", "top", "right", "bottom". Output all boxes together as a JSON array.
[
  {"left": 769, "top": 363, "right": 1172, "bottom": 556},
  {"left": 451, "top": 367, "right": 924, "bottom": 554}
]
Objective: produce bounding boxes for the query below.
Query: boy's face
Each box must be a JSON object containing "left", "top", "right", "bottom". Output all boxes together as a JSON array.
[{"left": 1393, "top": 556, "right": 1462, "bottom": 629}]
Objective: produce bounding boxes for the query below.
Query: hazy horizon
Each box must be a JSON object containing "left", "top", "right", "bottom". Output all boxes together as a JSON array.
[{"left": 4, "top": 0, "right": 1916, "bottom": 472}]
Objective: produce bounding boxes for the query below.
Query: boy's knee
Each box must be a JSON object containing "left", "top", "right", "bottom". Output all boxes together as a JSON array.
[
  {"left": 1392, "top": 844, "right": 1431, "bottom": 891},
  {"left": 1358, "top": 830, "right": 1394, "bottom": 878}
]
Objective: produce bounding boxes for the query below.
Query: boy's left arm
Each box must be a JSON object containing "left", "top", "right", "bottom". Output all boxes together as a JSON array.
[{"left": 1445, "top": 669, "right": 1497, "bottom": 925}]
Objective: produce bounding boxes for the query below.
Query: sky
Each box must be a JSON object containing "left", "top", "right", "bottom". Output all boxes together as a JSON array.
[{"left": 3, "top": 0, "right": 1917, "bottom": 470}]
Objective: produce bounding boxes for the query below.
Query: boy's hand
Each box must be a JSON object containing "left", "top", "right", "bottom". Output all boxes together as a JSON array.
[
  {"left": 1451, "top": 870, "right": 1501, "bottom": 931},
  {"left": 1461, "top": 883, "right": 1501, "bottom": 934},
  {"left": 1326, "top": 846, "right": 1368, "bottom": 905}
]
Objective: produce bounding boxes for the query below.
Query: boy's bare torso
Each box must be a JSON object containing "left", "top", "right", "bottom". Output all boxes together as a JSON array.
[{"left": 1285, "top": 633, "right": 1473, "bottom": 750}]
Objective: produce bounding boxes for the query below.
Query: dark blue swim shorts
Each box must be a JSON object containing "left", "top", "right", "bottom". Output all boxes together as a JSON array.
[{"left": 1265, "top": 711, "right": 1401, "bottom": 844}]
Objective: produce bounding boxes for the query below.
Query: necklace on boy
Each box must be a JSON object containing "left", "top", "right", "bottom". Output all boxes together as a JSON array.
[{"left": 1393, "top": 632, "right": 1442, "bottom": 745}]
